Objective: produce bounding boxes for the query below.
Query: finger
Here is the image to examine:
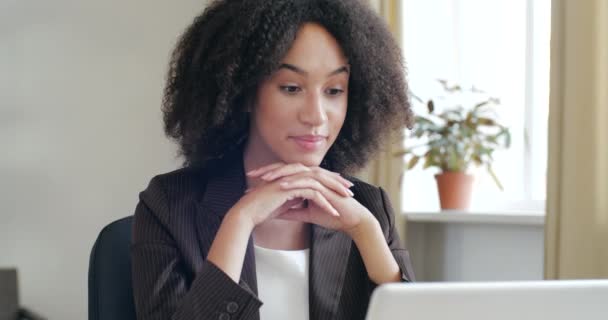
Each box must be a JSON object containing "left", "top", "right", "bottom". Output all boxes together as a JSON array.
[
  {"left": 284, "top": 169, "right": 353, "bottom": 197},
  {"left": 312, "top": 171, "right": 354, "bottom": 197},
  {"left": 310, "top": 167, "right": 353, "bottom": 188},
  {"left": 288, "top": 188, "right": 339, "bottom": 217},
  {"left": 340, "top": 176, "right": 355, "bottom": 188},
  {"left": 260, "top": 163, "right": 311, "bottom": 181},
  {"left": 327, "top": 171, "right": 355, "bottom": 188},
  {"left": 280, "top": 176, "right": 353, "bottom": 198},
  {"left": 246, "top": 162, "right": 284, "bottom": 177}
]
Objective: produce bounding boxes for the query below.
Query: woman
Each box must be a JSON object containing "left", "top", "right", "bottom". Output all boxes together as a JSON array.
[{"left": 131, "top": 1, "right": 415, "bottom": 319}]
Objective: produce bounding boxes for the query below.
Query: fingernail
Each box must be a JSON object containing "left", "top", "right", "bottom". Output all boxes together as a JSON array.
[
  {"left": 261, "top": 173, "right": 273, "bottom": 180},
  {"left": 246, "top": 170, "right": 257, "bottom": 176},
  {"left": 333, "top": 210, "right": 340, "bottom": 217},
  {"left": 347, "top": 189, "right": 354, "bottom": 197}
]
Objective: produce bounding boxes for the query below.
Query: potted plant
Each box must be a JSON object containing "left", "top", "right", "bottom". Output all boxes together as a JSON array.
[{"left": 396, "top": 80, "right": 511, "bottom": 210}]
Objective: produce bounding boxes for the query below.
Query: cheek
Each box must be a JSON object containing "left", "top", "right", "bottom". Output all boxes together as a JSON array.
[
  {"left": 328, "top": 98, "right": 348, "bottom": 131},
  {"left": 254, "top": 87, "right": 294, "bottom": 132}
]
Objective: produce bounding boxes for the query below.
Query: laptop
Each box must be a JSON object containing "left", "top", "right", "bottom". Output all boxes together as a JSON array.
[
  {"left": 0, "top": 269, "right": 19, "bottom": 320},
  {"left": 366, "top": 280, "right": 608, "bottom": 320}
]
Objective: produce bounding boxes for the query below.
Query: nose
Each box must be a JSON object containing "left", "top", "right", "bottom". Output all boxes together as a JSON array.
[{"left": 298, "top": 91, "right": 328, "bottom": 126}]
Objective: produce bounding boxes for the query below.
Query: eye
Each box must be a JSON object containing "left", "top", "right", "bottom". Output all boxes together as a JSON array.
[
  {"left": 279, "top": 85, "right": 302, "bottom": 94},
  {"left": 326, "top": 88, "right": 345, "bottom": 96}
]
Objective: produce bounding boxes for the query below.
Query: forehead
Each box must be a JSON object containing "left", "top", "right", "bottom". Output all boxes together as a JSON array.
[{"left": 279, "top": 22, "right": 348, "bottom": 73}]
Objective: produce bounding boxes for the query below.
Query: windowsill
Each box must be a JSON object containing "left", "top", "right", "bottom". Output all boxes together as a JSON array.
[{"left": 403, "top": 210, "right": 545, "bottom": 226}]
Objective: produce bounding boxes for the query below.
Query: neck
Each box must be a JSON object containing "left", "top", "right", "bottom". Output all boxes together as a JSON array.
[{"left": 254, "top": 220, "right": 311, "bottom": 250}]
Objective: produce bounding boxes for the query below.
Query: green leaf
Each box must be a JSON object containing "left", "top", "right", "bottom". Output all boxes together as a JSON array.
[
  {"left": 473, "top": 99, "right": 497, "bottom": 111},
  {"left": 472, "top": 155, "right": 483, "bottom": 166},
  {"left": 437, "top": 79, "right": 448, "bottom": 90},
  {"left": 393, "top": 149, "right": 409, "bottom": 157},
  {"left": 423, "top": 153, "right": 433, "bottom": 169},
  {"left": 407, "top": 156, "right": 420, "bottom": 169},
  {"left": 410, "top": 92, "right": 424, "bottom": 103},
  {"left": 415, "top": 115, "right": 436, "bottom": 126},
  {"left": 423, "top": 149, "right": 440, "bottom": 169},
  {"left": 492, "top": 127, "right": 511, "bottom": 148},
  {"left": 427, "top": 100, "right": 435, "bottom": 113},
  {"left": 487, "top": 165, "right": 504, "bottom": 191},
  {"left": 477, "top": 117, "right": 496, "bottom": 126},
  {"left": 402, "top": 82, "right": 510, "bottom": 176},
  {"left": 502, "top": 129, "right": 512, "bottom": 148},
  {"left": 437, "top": 79, "right": 462, "bottom": 93}
]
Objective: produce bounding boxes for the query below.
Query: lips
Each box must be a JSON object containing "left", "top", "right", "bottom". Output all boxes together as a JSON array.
[
  {"left": 291, "top": 135, "right": 327, "bottom": 142},
  {"left": 289, "top": 135, "right": 327, "bottom": 151}
]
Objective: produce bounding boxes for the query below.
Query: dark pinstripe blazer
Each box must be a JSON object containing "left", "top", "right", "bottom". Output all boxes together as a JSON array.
[{"left": 131, "top": 147, "right": 415, "bottom": 320}]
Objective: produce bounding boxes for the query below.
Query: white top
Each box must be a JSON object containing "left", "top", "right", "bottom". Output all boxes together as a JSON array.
[{"left": 254, "top": 245, "right": 310, "bottom": 320}]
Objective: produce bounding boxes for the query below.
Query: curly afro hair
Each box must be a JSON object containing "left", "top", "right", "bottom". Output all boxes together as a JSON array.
[{"left": 162, "top": 0, "right": 413, "bottom": 175}]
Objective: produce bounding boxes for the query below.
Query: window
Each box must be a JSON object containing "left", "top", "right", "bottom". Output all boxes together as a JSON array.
[{"left": 400, "top": 0, "right": 551, "bottom": 212}]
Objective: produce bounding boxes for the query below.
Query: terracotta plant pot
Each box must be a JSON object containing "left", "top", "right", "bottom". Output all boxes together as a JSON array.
[{"left": 434, "top": 172, "right": 474, "bottom": 210}]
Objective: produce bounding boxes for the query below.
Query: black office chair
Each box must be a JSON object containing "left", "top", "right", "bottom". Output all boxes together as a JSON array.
[{"left": 88, "top": 217, "right": 136, "bottom": 320}]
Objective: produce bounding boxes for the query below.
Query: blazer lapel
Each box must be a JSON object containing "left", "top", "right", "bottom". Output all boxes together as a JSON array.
[
  {"left": 195, "top": 148, "right": 259, "bottom": 295},
  {"left": 309, "top": 224, "right": 352, "bottom": 320}
]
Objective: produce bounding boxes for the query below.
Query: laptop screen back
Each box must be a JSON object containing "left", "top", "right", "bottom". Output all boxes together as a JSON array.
[{"left": 366, "top": 280, "right": 608, "bottom": 320}]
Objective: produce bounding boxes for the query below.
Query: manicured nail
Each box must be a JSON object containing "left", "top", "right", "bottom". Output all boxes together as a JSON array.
[
  {"left": 332, "top": 209, "right": 340, "bottom": 217},
  {"left": 347, "top": 189, "right": 354, "bottom": 197},
  {"left": 261, "top": 173, "right": 273, "bottom": 180}
]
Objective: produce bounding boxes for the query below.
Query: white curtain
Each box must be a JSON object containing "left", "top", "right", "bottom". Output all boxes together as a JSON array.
[
  {"left": 545, "top": 0, "right": 608, "bottom": 279},
  {"left": 358, "top": 0, "right": 408, "bottom": 244}
]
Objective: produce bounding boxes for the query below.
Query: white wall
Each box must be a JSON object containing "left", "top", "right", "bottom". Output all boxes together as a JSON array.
[{"left": 0, "top": 1, "right": 208, "bottom": 319}]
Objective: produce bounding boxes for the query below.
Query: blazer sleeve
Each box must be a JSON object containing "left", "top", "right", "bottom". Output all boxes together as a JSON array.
[
  {"left": 378, "top": 186, "right": 416, "bottom": 282},
  {"left": 130, "top": 177, "right": 262, "bottom": 320}
]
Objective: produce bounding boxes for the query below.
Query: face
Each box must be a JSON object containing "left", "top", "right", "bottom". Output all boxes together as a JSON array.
[{"left": 245, "top": 23, "right": 349, "bottom": 168}]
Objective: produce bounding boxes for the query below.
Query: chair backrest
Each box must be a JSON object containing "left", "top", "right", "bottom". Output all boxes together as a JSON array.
[
  {"left": 88, "top": 217, "right": 136, "bottom": 320},
  {"left": 0, "top": 269, "right": 19, "bottom": 320}
]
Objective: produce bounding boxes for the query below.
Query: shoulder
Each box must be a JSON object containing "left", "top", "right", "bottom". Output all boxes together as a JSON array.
[
  {"left": 138, "top": 166, "right": 210, "bottom": 218},
  {"left": 146, "top": 166, "right": 209, "bottom": 192}
]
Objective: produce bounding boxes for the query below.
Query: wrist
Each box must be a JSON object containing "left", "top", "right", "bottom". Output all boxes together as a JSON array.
[
  {"left": 224, "top": 209, "right": 255, "bottom": 234},
  {"left": 346, "top": 211, "right": 379, "bottom": 241}
]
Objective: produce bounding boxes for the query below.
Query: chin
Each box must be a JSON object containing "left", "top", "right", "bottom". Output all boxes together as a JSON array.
[{"left": 279, "top": 151, "right": 325, "bottom": 167}]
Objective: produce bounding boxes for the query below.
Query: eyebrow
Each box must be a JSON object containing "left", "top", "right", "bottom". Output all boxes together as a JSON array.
[{"left": 278, "top": 63, "right": 350, "bottom": 77}]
